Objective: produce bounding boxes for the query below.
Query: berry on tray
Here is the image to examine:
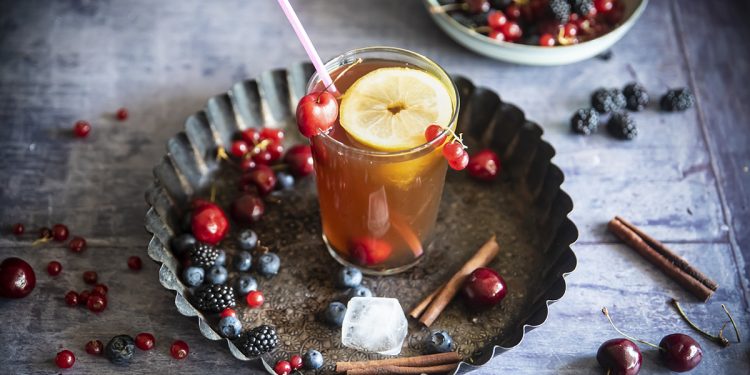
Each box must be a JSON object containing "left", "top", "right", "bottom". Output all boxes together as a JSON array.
[
  {"left": 623, "top": 82, "right": 649, "bottom": 111},
  {"left": 85, "top": 340, "right": 104, "bottom": 355},
  {"left": 607, "top": 112, "right": 637, "bottom": 140},
  {"left": 234, "top": 250, "right": 253, "bottom": 271},
  {"left": 191, "top": 202, "right": 229, "bottom": 245},
  {"left": 275, "top": 171, "right": 295, "bottom": 190},
  {"left": 207, "top": 265, "right": 228, "bottom": 285},
  {"left": 135, "top": 332, "right": 156, "bottom": 351},
  {"left": 274, "top": 360, "right": 292, "bottom": 375},
  {"left": 246, "top": 164, "right": 278, "bottom": 195},
  {"left": 596, "top": 338, "right": 642, "bottom": 375},
  {"left": 323, "top": 301, "right": 347, "bottom": 327},
  {"left": 570, "top": 108, "right": 600, "bottom": 135},
  {"left": 548, "top": 0, "right": 571, "bottom": 23},
  {"left": 0, "top": 257, "right": 36, "bottom": 298},
  {"left": 660, "top": 88, "right": 694, "bottom": 111},
  {"left": 246, "top": 290, "right": 265, "bottom": 308},
  {"left": 193, "top": 284, "right": 237, "bottom": 313},
  {"left": 220, "top": 308, "right": 236, "bottom": 318},
  {"left": 591, "top": 88, "right": 626, "bottom": 113},
  {"left": 189, "top": 243, "right": 221, "bottom": 269},
  {"left": 257, "top": 252, "right": 280, "bottom": 277},
  {"left": 237, "top": 229, "right": 259, "bottom": 251},
  {"left": 336, "top": 266, "right": 363, "bottom": 289},
  {"left": 424, "top": 330, "right": 454, "bottom": 354},
  {"left": 461, "top": 267, "right": 507, "bottom": 310},
  {"left": 171, "top": 233, "right": 196, "bottom": 255},
  {"left": 232, "top": 194, "right": 265, "bottom": 223},
  {"left": 105, "top": 335, "right": 135, "bottom": 365},
  {"left": 235, "top": 275, "right": 258, "bottom": 295},
  {"left": 219, "top": 316, "right": 243, "bottom": 339},
  {"left": 303, "top": 349, "right": 324, "bottom": 370},
  {"left": 347, "top": 285, "right": 373, "bottom": 301},
  {"left": 238, "top": 325, "right": 279, "bottom": 357},
  {"left": 170, "top": 340, "right": 189, "bottom": 360},
  {"left": 289, "top": 354, "right": 303, "bottom": 370},
  {"left": 55, "top": 349, "right": 76, "bottom": 369},
  {"left": 467, "top": 149, "right": 501, "bottom": 181},
  {"left": 284, "top": 144, "right": 314, "bottom": 177},
  {"left": 182, "top": 266, "right": 205, "bottom": 287}
]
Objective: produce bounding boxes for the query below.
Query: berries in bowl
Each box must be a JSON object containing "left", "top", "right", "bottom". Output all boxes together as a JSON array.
[{"left": 424, "top": 0, "right": 648, "bottom": 65}]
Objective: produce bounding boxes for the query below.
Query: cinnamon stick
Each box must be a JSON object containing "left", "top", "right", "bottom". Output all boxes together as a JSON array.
[
  {"left": 409, "top": 285, "right": 443, "bottom": 319},
  {"left": 347, "top": 363, "right": 459, "bottom": 374},
  {"left": 336, "top": 352, "right": 461, "bottom": 373},
  {"left": 419, "top": 235, "right": 500, "bottom": 327},
  {"left": 607, "top": 217, "right": 717, "bottom": 301}
]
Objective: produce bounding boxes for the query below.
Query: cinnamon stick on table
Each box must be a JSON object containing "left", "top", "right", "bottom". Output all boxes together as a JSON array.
[
  {"left": 607, "top": 216, "right": 718, "bottom": 302},
  {"left": 336, "top": 352, "right": 461, "bottom": 373}
]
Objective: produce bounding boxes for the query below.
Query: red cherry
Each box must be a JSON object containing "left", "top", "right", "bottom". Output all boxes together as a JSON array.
[
  {"left": 78, "top": 290, "right": 91, "bottom": 305},
  {"left": 247, "top": 164, "right": 277, "bottom": 195},
  {"left": 290, "top": 354, "right": 303, "bottom": 370},
  {"left": 0, "top": 257, "right": 36, "bottom": 298},
  {"left": 64, "top": 291, "right": 79, "bottom": 306},
  {"left": 52, "top": 224, "right": 69, "bottom": 241},
  {"left": 69, "top": 236, "right": 87, "bottom": 253},
  {"left": 239, "top": 157, "right": 257, "bottom": 172},
  {"left": 246, "top": 290, "right": 265, "bottom": 308},
  {"left": 92, "top": 284, "right": 108, "bottom": 296},
  {"left": 230, "top": 140, "right": 249, "bottom": 158},
  {"left": 116, "top": 108, "right": 128, "bottom": 121},
  {"left": 659, "top": 333, "right": 702, "bottom": 372},
  {"left": 594, "top": 0, "right": 613, "bottom": 13},
  {"left": 539, "top": 33, "right": 556, "bottom": 46},
  {"left": 55, "top": 350, "right": 76, "bottom": 369},
  {"left": 252, "top": 149, "right": 274, "bottom": 165},
  {"left": 267, "top": 141, "right": 285, "bottom": 162},
  {"left": 220, "top": 308, "right": 236, "bottom": 318},
  {"left": 284, "top": 144, "right": 314, "bottom": 177},
  {"left": 73, "top": 120, "right": 91, "bottom": 138},
  {"left": 191, "top": 202, "right": 229, "bottom": 245},
  {"left": 11, "top": 223, "right": 24, "bottom": 236},
  {"left": 260, "top": 128, "right": 285, "bottom": 142},
  {"left": 505, "top": 4, "right": 521, "bottom": 19},
  {"left": 442, "top": 142, "right": 464, "bottom": 161},
  {"left": 87, "top": 294, "right": 107, "bottom": 313},
  {"left": 296, "top": 91, "right": 338, "bottom": 138},
  {"left": 467, "top": 149, "right": 501, "bottom": 181},
  {"left": 488, "top": 30, "right": 505, "bottom": 42},
  {"left": 274, "top": 360, "right": 292, "bottom": 375},
  {"left": 170, "top": 340, "right": 189, "bottom": 359},
  {"left": 232, "top": 193, "right": 265, "bottom": 223},
  {"left": 448, "top": 152, "right": 469, "bottom": 170},
  {"left": 596, "top": 338, "right": 642, "bottom": 375},
  {"left": 241, "top": 128, "right": 261, "bottom": 144},
  {"left": 501, "top": 21, "right": 523, "bottom": 42},
  {"left": 85, "top": 340, "right": 104, "bottom": 355},
  {"left": 351, "top": 237, "right": 392, "bottom": 266},
  {"left": 83, "top": 270, "right": 98, "bottom": 284},
  {"left": 461, "top": 267, "right": 507, "bottom": 309},
  {"left": 135, "top": 332, "right": 156, "bottom": 351},
  {"left": 47, "top": 261, "right": 62, "bottom": 276},
  {"left": 127, "top": 256, "right": 142, "bottom": 271},
  {"left": 487, "top": 10, "right": 507, "bottom": 29}
]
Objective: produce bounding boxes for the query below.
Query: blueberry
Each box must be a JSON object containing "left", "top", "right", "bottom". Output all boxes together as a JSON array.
[
  {"left": 171, "top": 233, "right": 196, "bottom": 256},
  {"left": 346, "top": 285, "right": 372, "bottom": 301},
  {"left": 234, "top": 274, "right": 258, "bottom": 295},
  {"left": 424, "top": 330, "right": 454, "bottom": 354},
  {"left": 105, "top": 335, "right": 135, "bottom": 365},
  {"left": 234, "top": 251, "right": 252, "bottom": 272},
  {"left": 257, "top": 252, "right": 280, "bottom": 277},
  {"left": 207, "top": 265, "right": 228, "bottom": 285},
  {"left": 182, "top": 266, "right": 205, "bottom": 287},
  {"left": 275, "top": 171, "right": 295, "bottom": 190},
  {"left": 237, "top": 229, "right": 258, "bottom": 251},
  {"left": 218, "top": 316, "right": 242, "bottom": 339},
  {"left": 335, "top": 266, "right": 362, "bottom": 289},
  {"left": 215, "top": 249, "right": 227, "bottom": 266},
  {"left": 323, "top": 301, "right": 347, "bottom": 327},
  {"left": 302, "top": 349, "right": 324, "bottom": 370}
]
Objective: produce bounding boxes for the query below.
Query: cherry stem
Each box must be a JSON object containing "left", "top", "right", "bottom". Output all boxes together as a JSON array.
[
  {"left": 601, "top": 307, "right": 662, "bottom": 351},
  {"left": 316, "top": 58, "right": 363, "bottom": 101},
  {"left": 722, "top": 304, "right": 741, "bottom": 343},
  {"left": 671, "top": 299, "right": 738, "bottom": 347},
  {"left": 217, "top": 146, "right": 230, "bottom": 161},
  {"left": 31, "top": 235, "right": 52, "bottom": 246},
  {"left": 210, "top": 184, "right": 217, "bottom": 203}
]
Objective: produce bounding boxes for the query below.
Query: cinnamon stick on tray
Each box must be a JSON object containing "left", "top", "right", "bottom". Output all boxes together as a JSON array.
[
  {"left": 336, "top": 352, "right": 461, "bottom": 373},
  {"left": 346, "top": 363, "right": 459, "bottom": 375},
  {"left": 607, "top": 216, "right": 718, "bottom": 302}
]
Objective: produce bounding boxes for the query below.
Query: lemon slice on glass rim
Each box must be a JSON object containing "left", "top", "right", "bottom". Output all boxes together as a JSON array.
[{"left": 339, "top": 67, "right": 455, "bottom": 152}]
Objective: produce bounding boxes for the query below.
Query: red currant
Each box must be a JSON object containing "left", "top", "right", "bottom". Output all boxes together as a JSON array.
[
  {"left": 55, "top": 350, "right": 76, "bottom": 369},
  {"left": 487, "top": 10, "right": 507, "bottom": 29},
  {"left": 116, "top": 108, "right": 128, "bottom": 121},
  {"left": 351, "top": 237, "right": 393, "bottom": 266},
  {"left": 51, "top": 224, "right": 69, "bottom": 241},
  {"left": 488, "top": 30, "right": 505, "bottom": 42},
  {"left": 231, "top": 193, "right": 265, "bottom": 223},
  {"left": 47, "top": 261, "right": 62, "bottom": 276},
  {"left": 241, "top": 128, "right": 261, "bottom": 144},
  {"left": 220, "top": 308, "right": 236, "bottom": 318},
  {"left": 252, "top": 149, "right": 274, "bottom": 165},
  {"left": 135, "top": 332, "right": 156, "bottom": 350},
  {"left": 87, "top": 294, "right": 107, "bottom": 313},
  {"left": 284, "top": 144, "right": 314, "bottom": 177},
  {"left": 424, "top": 124, "right": 446, "bottom": 143},
  {"left": 11, "top": 223, "right": 24, "bottom": 235},
  {"left": 594, "top": 0, "right": 614, "bottom": 13},
  {"left": 501, "top": 21, "right": 523, "bottom": 42},
  {"left": 539, "top": 33, "right": 556, "bottom": 47},
  {"left": 260, "top": 128, "right": 285, "bottom": 142},
  {"left": 442, "top": 142, "right": 464, "bottom": 160},
  {"left": 448, "top": 152, "right": 470, "bottom": 170},
  {"left": 69, "top": 236, "right": 86, "bottom": 253},
  {"left": 246, "top": 290, "right": 264, "bottom": 308},
  {"left": 64, "top": 291, "right": 79, "bottom": 306},
  {"left": 563, "top": 22, "right": 578, "bottom": 38},
  {"left": 230, "top": 140, "right": 249, "bottom": 158},
  {"left": 505, "top": 4, "right": 521, "bottom": 19},
  {"left": 73, "top": 121, "right": 91, "bottom": 138},
  {"left": 85, "top": 340, "right": 103, "bottom": 355},
  {"left": 127, "top": 256, "right": 142, "bottom": 271},
  {"left": 296, "top": 91, "right": 338, "bottom": 138},
  {"left": 83, "top": 270, "right": 98, "bottom": 284},
  {"left": 170, "top": 340, "right": 189, "bottom": 359},
  {"left": 274, "top": 360, "right": 292, "bottom": 375},
  {"left": 247, "top": 164, "right": 277, "bottom": 195},
  {"left": 289, "top": 354, "right": 303, "bottom": 370},
  {"left": 467, "top": 149, "right": 501, "bottom": 181}
]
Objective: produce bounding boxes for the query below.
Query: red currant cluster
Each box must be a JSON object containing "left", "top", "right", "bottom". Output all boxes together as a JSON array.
[
  {"left": 424, "top": 125, "right": 503, "bottom": 182},
  {"left": 274, "top": 354, "right": 304, "bottom": 375}
]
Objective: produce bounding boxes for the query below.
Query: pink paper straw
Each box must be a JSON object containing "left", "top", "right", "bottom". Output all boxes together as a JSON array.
[{"left": 276, "top": 0, "right": 337, "bottom": 94}]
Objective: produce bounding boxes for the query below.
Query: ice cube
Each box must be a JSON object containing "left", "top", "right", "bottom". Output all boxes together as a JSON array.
[{"left": 341, "top": 297, "right": 408, "bottom": 355}]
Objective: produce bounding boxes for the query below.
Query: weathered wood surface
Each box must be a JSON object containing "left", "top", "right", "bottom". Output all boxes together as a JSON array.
[{"left": 0, "top": 0, "right": 748, "bottom": 374}]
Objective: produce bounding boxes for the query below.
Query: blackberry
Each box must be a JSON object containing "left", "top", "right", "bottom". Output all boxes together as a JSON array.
[
  {"left": 607, "top": 112, "right": 637, "bottom": 140},
  {"left": 189, "top": 242, "right": 220, "bottom": 269},
  {"left": 660, "top": 88, "right": 694, "bottom": 111},
  {"left": 623, "top": 83, "right": 649, "bottom": 111},
  {"left": 591, "top": 88, "right": 626, "bottom": 113},
  {"left": 570, "top": 108, "right": 600, "bottom": 135},
  {"left": 238, "top": 325, "right": 279, "bottom": 357},
  {"left": 549, "top": 0, "right": 571, "bottom": 23},
  {"left": 192, "top": 284, "right": 236, "bottom": 313},
  {"left": 571, "top": 0, "right": 594, "bottom": 16}
]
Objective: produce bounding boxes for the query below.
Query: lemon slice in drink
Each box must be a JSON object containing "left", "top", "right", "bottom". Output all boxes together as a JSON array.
[{"left": 339, "top": 67, "right": 454, "bottom": 151}]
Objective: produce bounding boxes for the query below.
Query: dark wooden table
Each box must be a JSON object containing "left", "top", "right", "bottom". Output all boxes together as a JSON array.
[{"left": 1, "top": 1, "right": 748, "bottom": 373}]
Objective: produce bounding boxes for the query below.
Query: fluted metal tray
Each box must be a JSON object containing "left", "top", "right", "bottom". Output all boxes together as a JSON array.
[{"left": 144, "top": 63, "right": 578, "bottom": 374}]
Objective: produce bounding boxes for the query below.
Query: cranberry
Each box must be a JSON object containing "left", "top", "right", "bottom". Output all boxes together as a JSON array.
[
  {"left": 239, "top": 157, "right": 257, "bottom": 172},
  {"left": 501, "top": 21, "right": 523, "bottom": 42},
  {"left": 296, "top": 91, "right": 338, "bottom": 138},
  {"left": 351, "top": 237, "right": 392, "bottom": 266},
  {"left": 191, "top": 202, "right": 229, "bottom": 245},
  {"left": 170, "top": 340, "right": 189, "bottom": 359},
  {"left": 274, "top": 360, "right": 292, "bottom": 375},
  {"left": 127, "top": 256, "right": 142, "bottom": 270},
  {"left": 93, "top": 283, "right": 108, "bottom": 296},
  {"left": 505, "top": 4, "right": 521, "bottom": 20},
  {"left": 0, "top": 257, "right": 36, "bottom": 298},
  {"left": 260, "top": 127, "right": 285, "bottom": 142},
  {"left": 230, "top": 140, "right": 249, "bottom": 158},
  {"left": 85, "top": 340, "right": 103, "bottom": 355},
  {"left": 231, "top": 193, "right": 265, "bottom": 223},
  {"left": 39, "top": 227, "right": 52, "bottom": 239},
  {"left": 539, "top": 33, "right": 556, "bottom": 46},
  {"left": 252, "top": 149, "right": 274, "bottom": 165},
  {"left": 246, "top": 164, "right": 277, "bottom": 195},
  {"left": 47, "top": 261, "right": 62, "bottom": 276},
  {"left": 284, "top": 144, "right": 314, "bottom": 177},
  {"left": 64, "top": 291, "right": 79, "bottom": 306},
  {"left": 659, "top": 333, "right": 702, "bottom": 372},
  {"left": 11, "top": 223, "right": 24, "bottom": 236},
  {"left": 461, "top": 267, "right": 507, "bottom": 309},
  {"left": 135, "top": 332, "right": 156, "bottom": 350},
  {"left": 51, "top": 224, "right": 69, "bottom": 241},
  {"left": 289, "top": 354, "right": 303, "bottom": 370},
  {"left": 116, "top": 107, "right": 128, "bottom": 121},
  {"left": 267, "top": 141, "right": 285, "bottom": 162},
  {"left": 55, "top": 349, "right": 76, "bottom": 369},
  {"left": 448, "top": 152, "right": 469, "bottom": 170},
  {"left": 467, "top": 149, "right": 501, "bottom": 181},
  {"left": 241, "top": 128, "right": 261, "bottom": 144},
  {"left": 69, "top": 236, "right": 87, "bottom": 253},
  {"left": 83, "top": 270, "right": 98, "bottom": 284},
  {"left": 489, "top": 30, "right": 505, "bottom": 42},
  {"left": 424, "top": 124, "right": 446, "bottom": 143},
  {"left": 596, "top": 338, "right": 642, "bottom": 375},
  {"left": 73, "top": 120, "right": 91, "bottom": 138},
  {"left": 594, "top": 0, "right": 614, "bottom": 13},
  {"left": 78, "top": 290, "right": 91, "bottom": 305},
  {"left": 87, "top": 294, "right": 107, "bottom": 313},
  {"left": 487, "top": 10, "right": 507, "bottom": 29},
  {"left": 246, "top": 290, "right": 265, "bottom": 308},
  {"left": 220, "top": 308, "right": 236, "bottom": 318}
]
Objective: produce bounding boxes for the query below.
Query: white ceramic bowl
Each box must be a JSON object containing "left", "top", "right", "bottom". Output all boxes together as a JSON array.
[{"left": 423, "top": 0, "right": 648, "bottom": 65}]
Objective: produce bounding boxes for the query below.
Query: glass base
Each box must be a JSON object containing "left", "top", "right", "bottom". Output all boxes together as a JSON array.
[{"left": 322, "top": 234, "right": 422, "bottom": 276}]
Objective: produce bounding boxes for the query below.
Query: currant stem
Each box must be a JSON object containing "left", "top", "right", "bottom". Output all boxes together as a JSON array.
[
  {"left": 435, "top": 125, "right": 467, "bottom": 149},
  {"left": 721, "top": 304, "right": 741, "bottom": 343},
  {"left": 601, "top": 307, "right": 662, "bottom": 350},
  {"left": 671, "top": 299, "right": 729, "bottom": 347},
  {"left": 31, "top": 236, "right": 52, "bottom": 246}
]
